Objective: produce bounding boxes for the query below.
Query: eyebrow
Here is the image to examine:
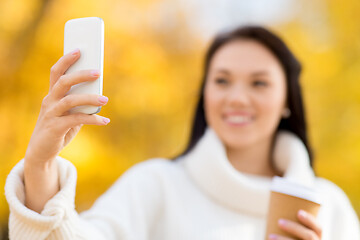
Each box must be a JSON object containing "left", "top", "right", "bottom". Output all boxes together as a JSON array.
[
  {"left": 215, "top": 69, "right": 231, "bottom": 75},
  {"left": 251, "top": 71, "right": 270, "bottom": 77},
  {"left": 213, "top": 69, "right": 270, "bottom": 76}
]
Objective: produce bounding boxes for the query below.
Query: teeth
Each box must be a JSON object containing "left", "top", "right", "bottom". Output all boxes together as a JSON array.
[{"left": 226, "top": 116, "right": 252, "bottom": 124}]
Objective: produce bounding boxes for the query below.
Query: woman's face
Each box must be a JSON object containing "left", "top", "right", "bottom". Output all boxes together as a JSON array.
[{"left": 204, "top": 39, "right": 287, "bottom": 150}]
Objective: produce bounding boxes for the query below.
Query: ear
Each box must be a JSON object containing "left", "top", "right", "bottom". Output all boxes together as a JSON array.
[{"left": 281, "top": 108, "right": 291, "bottom": 118}]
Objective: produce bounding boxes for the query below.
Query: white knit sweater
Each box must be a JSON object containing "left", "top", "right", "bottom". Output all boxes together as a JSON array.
[{"left": 5, "top": 128, "right": 360, "bottom": 240}]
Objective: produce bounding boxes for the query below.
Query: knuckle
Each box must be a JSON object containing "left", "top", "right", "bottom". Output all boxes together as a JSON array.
[
  {"left": 59, "top": 95, "right": 72, "bottom": 106},
  {"left": 50, "top": 65, "right": 58, "bottom": 74},
  {"left": 58, "top": 75, "right": 66, "bottom": 83},
  {"left": 57, "top": 75, "right": 68, "bottom": 88},
  {"left": 43, "top": 104, "right": 56, "bottom": 119},
  {"left": 41, "top": 95, "right": 50, "bottom": 109}
]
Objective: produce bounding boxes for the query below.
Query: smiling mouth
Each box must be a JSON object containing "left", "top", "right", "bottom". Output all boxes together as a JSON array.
[{"left": 224, "top": 115, "right": 254, "bottom": 125}]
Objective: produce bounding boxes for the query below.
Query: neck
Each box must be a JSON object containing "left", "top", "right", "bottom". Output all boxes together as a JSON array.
[{"left": 225, "top": 137, "right": 277, "bottom": 177}]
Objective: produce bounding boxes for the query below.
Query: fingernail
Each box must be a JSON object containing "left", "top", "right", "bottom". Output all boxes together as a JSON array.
[
  {"left": 91, "top": 70, "right": 100, "bottom": 76},
  {"left": 268, "top": 234, "right": 277, "bottom": 240},
  {"left": 102, "top": 117, "right": 110, "bottom": 124},
  {"left": 98, "top": 96, "right": 108, "bottom": 104},
  {"left": 299, "top": 210, "right": 307, "bottom": 218},
  {"left": 71, "top": 48, "right": 79, "bottom": 55},
  {"left": 278, "top": 219, "right": 287, "bottom": 226}
]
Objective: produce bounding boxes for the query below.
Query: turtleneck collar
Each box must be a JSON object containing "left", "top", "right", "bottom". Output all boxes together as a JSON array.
[{"left": 182, "top": 127, "right": 316, "bottom": 217}]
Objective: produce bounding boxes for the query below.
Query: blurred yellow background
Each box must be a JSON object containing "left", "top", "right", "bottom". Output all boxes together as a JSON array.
[{"left": 1, "top": 0, "right": 360, "bottom": 238}]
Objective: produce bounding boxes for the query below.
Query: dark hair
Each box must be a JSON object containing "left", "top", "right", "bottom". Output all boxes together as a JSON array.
[{"left": 175, "top": 25, "right": 314, "bottom": 168}]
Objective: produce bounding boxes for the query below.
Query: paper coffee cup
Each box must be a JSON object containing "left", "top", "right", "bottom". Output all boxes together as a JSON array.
[{"left": 265, "top": 177, "right": 321, "bottom": 239}]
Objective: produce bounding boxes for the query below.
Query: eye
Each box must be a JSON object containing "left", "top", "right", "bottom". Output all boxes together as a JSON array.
[
  {"left": 215, "top": 77, "right": 229, "bottom": 85},
  {"left": 252, "top": 80, "right": 268, "bottom": 87}
]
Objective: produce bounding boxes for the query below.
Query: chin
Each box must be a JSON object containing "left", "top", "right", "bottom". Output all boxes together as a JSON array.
[{"left": 219, "top": 133, "right": 258, "bottom": 150}]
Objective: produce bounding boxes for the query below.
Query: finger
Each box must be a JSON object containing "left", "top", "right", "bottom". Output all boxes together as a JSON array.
[
  {"left": 278, "top": 219, "right": 319, "bottom": 240},
  {"left": 298, "top": 210, "right": 322, "bottom": 237},
  {"left": 50, "top": 69, "right": 100, "bottom": 100},
  {"left": 49, "top": 49, "right": 80, "bottom": 91},
  {"left": 54, "top": 114, "right": 110, "bottom": 134},
  {"left": 49, "top": 94, "right": 109, "bottom": 117},
  {"left": 268, "top": 234, "right": 293, "bottom": 240}
]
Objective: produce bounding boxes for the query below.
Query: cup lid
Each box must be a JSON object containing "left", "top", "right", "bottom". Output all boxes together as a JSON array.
[{"left": 271, "top": 176, "right": 322, "bottom": 204}]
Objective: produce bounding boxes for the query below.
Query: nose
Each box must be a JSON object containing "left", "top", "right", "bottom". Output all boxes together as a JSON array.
[{"left": 227, "top": 82, "right": 250, "bottom": 107}]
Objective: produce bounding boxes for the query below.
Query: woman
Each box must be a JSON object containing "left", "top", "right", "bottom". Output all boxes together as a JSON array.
[{"left": 5, "top": 26, "right": 360, "bottom": 240}]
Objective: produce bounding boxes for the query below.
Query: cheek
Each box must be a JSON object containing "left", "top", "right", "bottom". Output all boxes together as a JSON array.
[
  {"left": 204, "top": 85, "right": 223, "bottom": 122},
  {"left": 260, "top": 95, "right": 284, "bottom": 112},
  {"left": 257, "top": 88, "right": 286, "bottom": 122}
]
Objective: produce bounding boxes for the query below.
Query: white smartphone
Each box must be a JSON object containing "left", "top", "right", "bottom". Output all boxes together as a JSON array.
[{"left": 63, "top": 17, "right": 104, "bottom": 114}]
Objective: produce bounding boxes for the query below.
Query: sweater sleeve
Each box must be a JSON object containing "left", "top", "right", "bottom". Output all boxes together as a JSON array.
[
  {"left": 330, "top": 184, "right": 360, "bottom": 239},
  {"left": 316, "top": 178, "right": 360, "bottom": 240},
  {"left": 5, "top": 156, "right": 164, "bottom": 240}
]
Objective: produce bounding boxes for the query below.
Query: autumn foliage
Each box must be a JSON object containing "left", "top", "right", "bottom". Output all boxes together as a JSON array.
[{"left": 1, "top": 0, "right": 360, "bottom": 238}]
